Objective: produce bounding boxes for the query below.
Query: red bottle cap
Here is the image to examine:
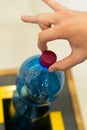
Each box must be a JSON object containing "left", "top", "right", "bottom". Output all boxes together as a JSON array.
[{"left": 40, "top": 50, "right": 57, "bottom": 67}]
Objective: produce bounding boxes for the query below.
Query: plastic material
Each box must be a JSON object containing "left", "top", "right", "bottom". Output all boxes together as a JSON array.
[
  {"left": 40, "top": 50, "right": 57, "bottom": 67},
  {"left": 10, "top": 50, "right": 65, "bottom": 130}
]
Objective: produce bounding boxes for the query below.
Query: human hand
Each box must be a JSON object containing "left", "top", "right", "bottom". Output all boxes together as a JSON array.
[{"left": 21, "top": 0, "right": 87, "bottom": 72}]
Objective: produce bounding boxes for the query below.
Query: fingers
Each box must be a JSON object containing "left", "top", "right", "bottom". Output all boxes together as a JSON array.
[
  {"left": 49, "top": 50, "right": 85, "bottom": 72},
  {"left": 38, "top": 23, "right": 49, "bottom": 30},
  {"left": 21, "top": 15, "right": 37, "bottom": 23},
  {"left": 38, "top": 27, "right": 59, "bottom": 52},
  {"left": 21, "top": 14, "right": 53, "bottom": 30},
  {"left": 21, "top": 13, "right": 56, "bottom": 25},
  {"left": 38, "top": 24, "right": 67, "bottom": 52},
  {"left": 49, "top": 54, "right": 75, "bottom": 71},
  {"left": 42, "top": 0, "right": 67, "bottom": 12}
]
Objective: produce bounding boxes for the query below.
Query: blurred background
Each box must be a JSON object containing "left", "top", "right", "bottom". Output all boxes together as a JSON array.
[{"left": 0, "top": 0, "right": 87, "bottom": 129}]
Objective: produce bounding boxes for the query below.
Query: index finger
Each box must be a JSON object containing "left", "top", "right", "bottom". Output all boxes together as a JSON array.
[
  {"left": 21, "top": 15, "right": 37, "bottom": 23},
  {"left": 42, "top": 0, "right": 67, "bottom": 12}
]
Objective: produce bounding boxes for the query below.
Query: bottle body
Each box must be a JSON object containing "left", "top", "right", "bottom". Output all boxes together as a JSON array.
[
  {"left": 10, "top": 54, "right": 65, "bottom": 130},
  {"left": 10, "top": 90, "right": 49, "bottom": 130},
  {"left": 16, "top": 55, "right": 64, "bottom": 106}
]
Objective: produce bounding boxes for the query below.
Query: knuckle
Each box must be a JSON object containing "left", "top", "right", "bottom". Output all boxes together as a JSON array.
[
  {"left": 36, "top": 14, "right": 44, "bottom": 23},
  {"left": 38, "top": 32, "right": 43, "bottom": 40},
  {"left": 38, "top": 31, "right": 47, "bottom": 43},
  {"left": 61, "top": 22, "right": 69, "bottom": 31}
]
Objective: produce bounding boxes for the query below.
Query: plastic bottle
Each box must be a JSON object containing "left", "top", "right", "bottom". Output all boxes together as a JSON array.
[{"left": 9, "top": 50, "right": 65, "bottom": 130}]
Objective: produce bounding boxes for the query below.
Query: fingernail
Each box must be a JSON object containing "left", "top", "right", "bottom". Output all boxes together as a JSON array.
[{"left": 49, "top": 67, "right": 55, "bottom": 72}]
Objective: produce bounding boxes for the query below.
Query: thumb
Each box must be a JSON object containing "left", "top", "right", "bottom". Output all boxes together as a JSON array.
[{"left": 49, "top": 51, "right": 83, "bottom": 71}]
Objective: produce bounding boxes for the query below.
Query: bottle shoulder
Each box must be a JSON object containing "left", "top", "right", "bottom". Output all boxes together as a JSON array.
[
  {"left": 20, "top": 55, "right": 41, "bottom": 69},
  {"left": 18, "top": 54, "right": 65, "bottom": 81},
  {"left": 16, "top": 55, "right": 65, "bottom": 105}
]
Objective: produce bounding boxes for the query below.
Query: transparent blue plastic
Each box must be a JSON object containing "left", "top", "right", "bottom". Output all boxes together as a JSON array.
[
  {"left": 10, "top": 54, "right": 65, "bottom": 130},
  {"left": 17, "top": 55, "right": 64, "bottom": 105}
]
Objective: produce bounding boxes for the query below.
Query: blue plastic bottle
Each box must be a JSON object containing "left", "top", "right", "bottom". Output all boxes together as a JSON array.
[{"left": 10, "top": 50, "right": 65, "bottom": 130}]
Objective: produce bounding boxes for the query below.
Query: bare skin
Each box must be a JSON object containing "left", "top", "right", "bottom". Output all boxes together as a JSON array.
[{"left": 21, "top": 0, "right": 87, "bottom": 72}]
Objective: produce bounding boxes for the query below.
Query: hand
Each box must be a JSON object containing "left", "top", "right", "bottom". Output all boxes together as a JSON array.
[{"left": 21, "top": 0, "right": 87, "bottom": 72}]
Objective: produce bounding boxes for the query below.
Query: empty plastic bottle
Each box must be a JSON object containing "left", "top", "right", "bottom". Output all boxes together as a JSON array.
[{"left": 9, "top": 50, "right": 65, "bottom": 130}]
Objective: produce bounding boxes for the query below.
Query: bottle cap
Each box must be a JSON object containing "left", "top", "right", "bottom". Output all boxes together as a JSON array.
[{"left": 40, "top": 50, "right": 57, "bottom": 67}]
